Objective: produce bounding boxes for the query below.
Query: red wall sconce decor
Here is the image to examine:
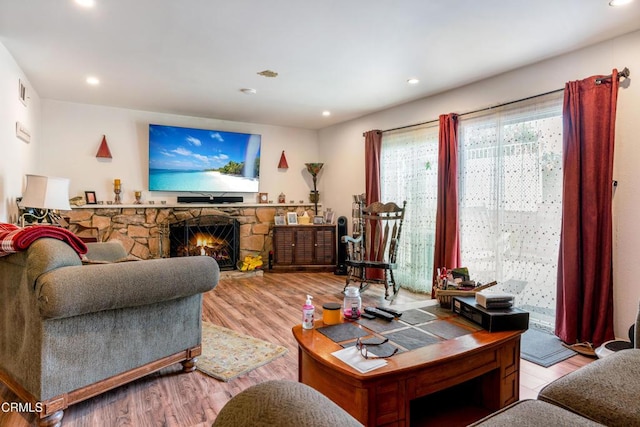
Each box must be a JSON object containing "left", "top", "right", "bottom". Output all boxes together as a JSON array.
[
  {"left": 96, "top": 135, "right": 112, "bottom": 159},
  {"left": 278, "top": 150, "right": 289, "bottom": 169}
]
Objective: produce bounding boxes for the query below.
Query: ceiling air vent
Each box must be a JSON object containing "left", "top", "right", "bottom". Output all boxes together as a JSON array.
[{"left": 257, "top": 70, "right": 278, "bottom": 78}]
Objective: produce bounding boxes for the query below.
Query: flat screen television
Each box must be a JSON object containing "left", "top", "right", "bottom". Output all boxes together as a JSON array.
[{"left": 148, "top": 124, "right": 261, "bottom": 193}]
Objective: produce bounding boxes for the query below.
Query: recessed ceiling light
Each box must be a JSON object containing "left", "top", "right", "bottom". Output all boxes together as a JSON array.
[
  {"left": 75, "top": 0, "right": 96, "bottom": 7},
  {"left": 609, "top": 0, "right": 633, "bottom": 6},
  {"left": 240, "top": 88, "right": 257, "bottom": 95},
  {"left": 86, "top": 76, "right": 100, "bottom": 85},
  {"left": 407, "top": 78, "right": 420, "bottom": 85},
  {"left": 322, "top": 111, "right": 331, "bottom": 117}
]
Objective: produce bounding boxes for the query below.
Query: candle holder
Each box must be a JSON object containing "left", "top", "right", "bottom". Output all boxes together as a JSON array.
[
  {"left": 114, "top": 186, "right": 122, "bottom": 204},
  {"left": 134, "top": 191, "right": 142, "bottom": 204}
]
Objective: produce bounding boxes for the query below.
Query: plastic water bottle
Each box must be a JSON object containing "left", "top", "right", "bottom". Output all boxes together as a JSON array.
[{"left": 302, "top": 295, "right": 315, "bottom": 329}]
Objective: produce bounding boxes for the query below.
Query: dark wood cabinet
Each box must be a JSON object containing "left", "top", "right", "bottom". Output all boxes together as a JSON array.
[{"left": 272, "top": 225, "right": 336, "bottom": 271}]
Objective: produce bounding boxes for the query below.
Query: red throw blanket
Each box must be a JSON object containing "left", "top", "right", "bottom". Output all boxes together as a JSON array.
[{"left": 0, "top": 223, "right": 87, "bottom": 258}]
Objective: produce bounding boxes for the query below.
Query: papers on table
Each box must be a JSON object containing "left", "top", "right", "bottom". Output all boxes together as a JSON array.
[{"left": 331, "top": 346, "right": 387, "bottom": 373}]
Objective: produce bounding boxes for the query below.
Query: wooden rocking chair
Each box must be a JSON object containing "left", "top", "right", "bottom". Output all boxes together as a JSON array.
[{"left": 343, "top": 200, "right": 406, "bottom": 300}]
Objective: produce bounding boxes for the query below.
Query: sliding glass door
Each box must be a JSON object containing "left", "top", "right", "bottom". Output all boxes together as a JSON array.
[
  {"left": 381, "top": 124, "right": 439, "bottom": 294},
  {"left": 458, "top": 92, "right": 563, "bottom": 329}
]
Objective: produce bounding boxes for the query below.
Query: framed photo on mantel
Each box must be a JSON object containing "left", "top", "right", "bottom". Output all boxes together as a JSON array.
[
  {"left": 286, "top": 212, "right": 298, "bottom": 225},
  {"left": 84, "top": 191, "right": 97, "bottom": 205},
  {"left": 324, "top": 210, "right": 335, "bottom": 224}
]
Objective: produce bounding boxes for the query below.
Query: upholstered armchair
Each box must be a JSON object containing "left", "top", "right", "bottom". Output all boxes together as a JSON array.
[{"left": 0, "top": 238, "right": 219, "bottom": 427}]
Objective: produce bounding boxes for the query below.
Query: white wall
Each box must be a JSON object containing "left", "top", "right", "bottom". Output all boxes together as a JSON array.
[
  {"left": 0, "top": 43, "right": 41, "bottom": 223},
  {"left": 319, "top": 29, "right": 640, "bottom": 339},
  {"left": 39, "top": 101, "right": 319, "bottom": 204}
]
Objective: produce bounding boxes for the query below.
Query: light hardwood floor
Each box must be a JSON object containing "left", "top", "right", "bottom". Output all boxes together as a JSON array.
[{"left": 0, "top": 272, "right": 592, "bottom": 427}]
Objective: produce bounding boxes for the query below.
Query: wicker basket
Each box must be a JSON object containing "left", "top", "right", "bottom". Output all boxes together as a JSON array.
[{"left": 435, "top": 281, "right": 497, "bottom": 309}]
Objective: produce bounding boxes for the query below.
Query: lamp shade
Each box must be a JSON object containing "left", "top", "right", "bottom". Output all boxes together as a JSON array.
[
  {"left": 304, "top": 163, "right": 324, "bottom": 177},
  {"left": 20, "top": 174, "right": 71, "bottom": 211}
]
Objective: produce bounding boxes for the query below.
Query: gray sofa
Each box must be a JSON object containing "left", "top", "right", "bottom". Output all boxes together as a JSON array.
[
  {"left": 0, "top": 238, "right": 219, "bottom": 427},
  {"left": 213, "top": 380, "right": 363, "bottom": 427},
  {"left": 471, "top": 306, "right": 640, "bottom": 426},
  {"left": 471, "top": 350, "right": 640, "bottom": 426}
]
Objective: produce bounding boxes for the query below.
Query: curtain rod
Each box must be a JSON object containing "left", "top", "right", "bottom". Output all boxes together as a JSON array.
[
  {"left": 374, "top": 88, "right": 563, "bottom": 135},
  {"left": 596, "top": 66, "right": 630, "bottom": 85},
  {"left": 365, "top": 66, "right": 630, "bottom": 136}
]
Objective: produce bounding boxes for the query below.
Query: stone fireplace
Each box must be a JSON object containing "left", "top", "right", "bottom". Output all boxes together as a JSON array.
[
  {"left": 64, "top": 203, "right": 318, "bottom": 269},
  {"left": 169, "top": 215, "right": 240, "bottom": 270}
]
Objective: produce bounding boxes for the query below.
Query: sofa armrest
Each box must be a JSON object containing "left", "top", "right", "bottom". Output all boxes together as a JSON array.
[
  {"left": 213, "top": 380, "right": 363, "bottom": 427},
  {"left": 24, "top": 239, "right": 84, "bottom": 286},
  {"left": 538, "top": 349, "right": 640, "bottom": 426},
  {"left": 36, "top": 256, "right": 219, "bottom": 320}
]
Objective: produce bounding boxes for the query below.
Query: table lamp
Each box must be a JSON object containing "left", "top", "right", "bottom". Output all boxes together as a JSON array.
[{"left": 19, "top": 174, "right": 71, "bottom": 227}]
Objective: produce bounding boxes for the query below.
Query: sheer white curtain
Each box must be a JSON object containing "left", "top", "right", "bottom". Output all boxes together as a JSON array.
[
  {"left": 381, "top": 125, "right": 439, "bottom": 293},
  {"left": 458, "top": 92, "right": 563, "bottom": 329}
]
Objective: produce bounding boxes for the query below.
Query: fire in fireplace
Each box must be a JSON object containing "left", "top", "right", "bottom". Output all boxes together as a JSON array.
[{"left": 169, "top": 215, "right": 240, "bottom": 270}]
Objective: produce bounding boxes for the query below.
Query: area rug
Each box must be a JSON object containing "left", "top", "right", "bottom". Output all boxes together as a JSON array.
[
  {"left": 197, "top": 322, "right": 288, "bottom": 382},
  {"left": 520, "top": 328, "right": 576, "bottom": 368}
]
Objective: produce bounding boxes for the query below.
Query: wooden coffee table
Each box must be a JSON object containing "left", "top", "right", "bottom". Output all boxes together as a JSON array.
[{"left": 292, "top": 305, "right": 524, "bottom": 426}]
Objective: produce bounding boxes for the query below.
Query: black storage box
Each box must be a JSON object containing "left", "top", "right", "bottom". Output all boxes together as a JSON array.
[{"left": 452, "top": 296, "right": 529, "bottom": 332}]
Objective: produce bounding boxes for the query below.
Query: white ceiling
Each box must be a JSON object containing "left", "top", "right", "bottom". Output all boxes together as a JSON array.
[{"left": 1, "top": 0, "right": 640, "bottom": 130}]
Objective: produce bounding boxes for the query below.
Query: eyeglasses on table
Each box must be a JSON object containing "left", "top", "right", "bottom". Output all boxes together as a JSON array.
[{"left": 355, "top": 337, "right": 399, "bottom": 359}]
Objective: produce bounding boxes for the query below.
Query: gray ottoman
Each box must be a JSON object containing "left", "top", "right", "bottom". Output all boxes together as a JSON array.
[
  {"left": 469, "top": 399, "right": 604, "bottom": 426},
  {"left": 538, "top": 349, "right": 640, "bottom": 426},
  {"left": 212, "top": 380, "right": 363, "bottom": 427}
]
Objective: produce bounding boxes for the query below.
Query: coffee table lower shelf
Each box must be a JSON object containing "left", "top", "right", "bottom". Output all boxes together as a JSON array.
[
  {"left": 409, "top": 380, "right": 495, "bottom": 426},
  {"left": 293, "top": 322, "right": 523, "bottom": 427}
]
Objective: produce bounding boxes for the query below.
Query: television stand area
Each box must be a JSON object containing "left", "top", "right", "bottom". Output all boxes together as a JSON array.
[{"left": 177, "top": 196, "right": 243, "bottom": 204}]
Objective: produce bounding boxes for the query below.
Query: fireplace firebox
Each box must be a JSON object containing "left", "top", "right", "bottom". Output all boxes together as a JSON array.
[{"left": 169, "top": 215, "right": 240, "bottom": 270}]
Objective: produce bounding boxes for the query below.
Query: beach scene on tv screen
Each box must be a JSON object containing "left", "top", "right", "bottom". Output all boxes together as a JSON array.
[{"left": 149, "top": 124, "right": 261, "bottom": 192}]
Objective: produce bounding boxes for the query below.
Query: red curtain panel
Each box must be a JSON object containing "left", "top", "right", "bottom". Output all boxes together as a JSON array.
[
  {"left": 364, "top": 130, "right": 384, "bottom": 279},
  {"left": 364, "top": 130, "right": 382, "bottom": 206},
  {"left": 556, "top": 69, "right": 619, "bottom": 347},
  {"left": 432, "top": 114, "right": 461, "bottom": 298}
]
